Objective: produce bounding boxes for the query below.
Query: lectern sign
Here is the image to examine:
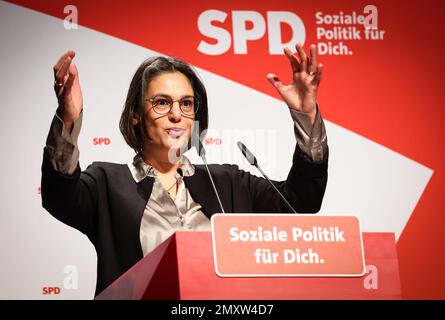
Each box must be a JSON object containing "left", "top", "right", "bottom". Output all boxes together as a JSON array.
[{"left": 211, "top": 214, "right": 365, "bottom": 277}]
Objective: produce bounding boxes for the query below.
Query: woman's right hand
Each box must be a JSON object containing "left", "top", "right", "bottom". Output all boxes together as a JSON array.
[{"left": 53, "top": 50, "right": 83, "bottom": 133}]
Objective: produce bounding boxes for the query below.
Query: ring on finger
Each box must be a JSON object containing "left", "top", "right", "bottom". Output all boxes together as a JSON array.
[
  {"left": 54, "top": 80, "right": 64, "bottom": 87},
  {"left": 307, "top": 70, "right": 316, "bottom": 76}
]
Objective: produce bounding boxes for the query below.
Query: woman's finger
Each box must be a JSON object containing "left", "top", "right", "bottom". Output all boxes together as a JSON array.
[
  {"left": 53, "top": 51, "right": 75, "bottom": 77},
  {"left": 64, "top": 70, "right": 76, "bottom": 92},
  {"left": 55, "top": 73, "right": 69, "bottom": 97},
  {"left": 284, "top": 47, "right": 300, "bottom": 73},
  {"left": 55, "top": 56, "right": 72, "bottom": 85},
  {"left": 53, "top": 52, "right": 69, "bottom": 76},
  {"left": 69, "top": 62, "right": 79, "bottom": 78},
  {"left": 295, "top": 43, "right": 308, "bottom": 73},
  {"left": 266, "top": 73, "right": 285, "bottom": 91},
  {"left": 64, "top": 62, "right": 79, "bottom": 90},
  {"left": 308, "top": 44, "right": 317, "bottom": 74},
  {"left": 313, "top": 63, "right": 323, "bottom": 86}
]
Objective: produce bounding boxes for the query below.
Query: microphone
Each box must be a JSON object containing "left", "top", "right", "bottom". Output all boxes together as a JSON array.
[
  {"left": 237, "top": 141, "right": 297, "bottom": 214},
  {"left": 195, "top": 138, "right": 226, "bottom": 214}
]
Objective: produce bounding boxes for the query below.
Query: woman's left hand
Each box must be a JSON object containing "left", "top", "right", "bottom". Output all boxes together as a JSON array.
[{"left": 267, "top": 43, "right": 323, "bottom": 125}]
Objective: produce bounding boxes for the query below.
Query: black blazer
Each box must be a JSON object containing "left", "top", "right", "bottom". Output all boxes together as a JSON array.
[{"left": 41, "top": 144, "right": 328, "bottom": 296}]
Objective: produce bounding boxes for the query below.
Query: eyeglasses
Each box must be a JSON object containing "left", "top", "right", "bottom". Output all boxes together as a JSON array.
[{"left": 146, "top": 95, "right": 199, "bottom": 116}]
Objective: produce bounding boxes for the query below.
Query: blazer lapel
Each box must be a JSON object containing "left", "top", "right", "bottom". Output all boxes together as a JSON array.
[
  {"left": 184, "top": 166, "right": 225, "bottom": 219},
  {"left": 136, "top": 176, "right": 155, "bottom": 205}
]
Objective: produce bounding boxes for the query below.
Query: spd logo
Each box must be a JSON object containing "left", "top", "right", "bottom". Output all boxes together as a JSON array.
[
  {"left": 93, "top": 137, "right": 111, "bottom": 145},
  {"left": 198, "top": 10, "right": 306, "bottom": 55},
  {"left": 204, "top": 137, "right": 222, "bottom": 145}
]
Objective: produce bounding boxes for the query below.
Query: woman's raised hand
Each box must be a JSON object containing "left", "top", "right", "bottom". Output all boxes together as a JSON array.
[
  {"left": 267, "top": 43, "right": 323, "bottom": 125},
  {"left": 53, "top": 50, "right": 83, "bottom": 132}
]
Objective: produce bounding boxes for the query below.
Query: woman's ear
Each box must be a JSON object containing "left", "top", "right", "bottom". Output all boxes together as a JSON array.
[{"left": 132, "top": 115, "right": 139, "bottom": 126}]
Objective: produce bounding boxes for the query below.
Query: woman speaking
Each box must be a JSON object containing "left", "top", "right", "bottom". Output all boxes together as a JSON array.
[{"left": 42, "top": 44, "right": 328, "bottom": 296}]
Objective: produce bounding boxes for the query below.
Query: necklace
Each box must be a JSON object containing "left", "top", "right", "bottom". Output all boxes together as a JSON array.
[{"left": 166, "top": 177, "right": 178, "bottom": 193}]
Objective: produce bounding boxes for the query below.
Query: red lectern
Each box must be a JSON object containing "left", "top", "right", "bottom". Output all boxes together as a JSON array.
[{"left": 96, "top": 231, "right": 401, "bottom": 300}]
